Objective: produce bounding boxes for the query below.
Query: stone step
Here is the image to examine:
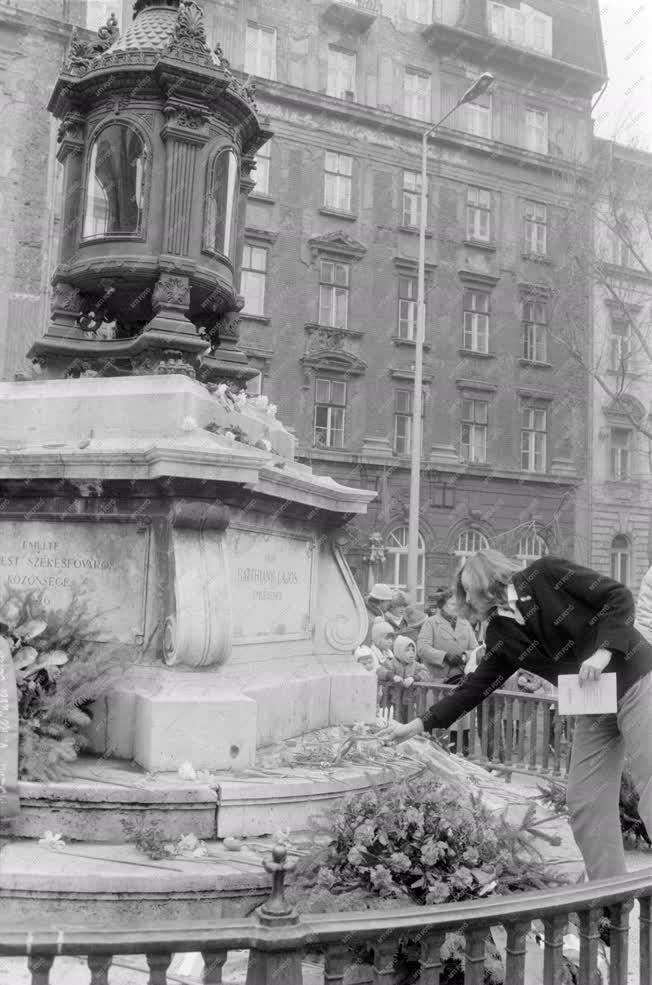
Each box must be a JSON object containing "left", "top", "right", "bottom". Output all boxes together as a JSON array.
[
  {"left": 11, "top": 755, "right": 423, "bottom": 843},
  {"left": 0, "top": 837, "right": 275, "bottom": 925}
]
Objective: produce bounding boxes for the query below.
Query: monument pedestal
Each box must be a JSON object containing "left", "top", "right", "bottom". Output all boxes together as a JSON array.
[{"left": 0, "top": 374, "right": 376, "bottom": 774}]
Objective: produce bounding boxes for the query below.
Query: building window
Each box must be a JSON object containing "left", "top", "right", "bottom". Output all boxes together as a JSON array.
[
  {"left": 463, "top": 290, "right": 490, "bottom": 353},
  {"left": 83, "top": 124, "right": 147, "bottom": 239},
  {"left": 327, "top": 47, "right": 356, "bottom": 100},
  {"left": 323, "top": 151, "right": 353, "bottom": 212},
  {"left": 319, "top": 259, "right": 350, "bottom": 329},
  {"left": 460, "top": 397, "right": 488, "bottom": 463},
  {"left": 406, "top": 0, "right": 432, "bottom": 22},
  {"left": 521, "top": 403, "right": 547, "bottom": 473},
  {"left": 245, "top": 23, "right": 276, "bottom": 80},
  {"left": 404, "top": 69, "right": 431, "bottom": 122},
  {"left": 466, "top": 92, "right": 491, "bottom": 138},
  {"left": 609, "top": 427, "right": 632, "bottom": 480},
  {"left": 525, "top": 108, "right": 548, "bottom": 154},
  {"left": 522, "top": 299, "right": 548, "bottom": 362},
  {"left": 382, "top": 526, "right": 425, "bottom": 605},
  {"left": 314, "top": 378, "right": 346, "bottom": 448},
  {"left": 610, "top": 534, "right": 631, "bottom": 585},
  {"left": 252, "top": 140, "right": 271, "bottom": 196},
  {"left": 402, "top": 170, "right": 425, "bottom": 227},
  {"left": 393, "top": 387, "right": 425, "bottom": 455},
  {"left": 455, "top": 529, "right": 490, "bottom": 564},
  {"left": 524, "top": 201, "right": 547, "bottom": 255},
  {"left": 397, "top": 275, "right": 418, "bottom": 340},
  {"left": 204, "top": 147, "right": 239, "bottom": 259},
  {"left": 467, "top": 186, "right": 491, "bottom": 241},
  {"left": 609, "top": 319, "right": 631, "bottom": 373},
  {"left": 606, "top": 228, "right": 633, "bottom": 267},
  {"left": 489, "top": 2, "right": 552, "bottom": 54},
  {"left": 241, "top": 245, "right": 267, "bottom": 316},
  {"left": 516, "top": 532, "right": 548, "bottom": 567}
]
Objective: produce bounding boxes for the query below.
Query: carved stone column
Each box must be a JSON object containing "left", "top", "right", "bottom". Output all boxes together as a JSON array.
[
  {"left": 160, "top": 102, "right": 210, "bottom": 257},
  {"left": 47, "top": 282, "right": 86, "bottom": 339},
  {"left": 163, "top": 501, "right": 233, "bottom": 668},
  {"left": 56, "top": 112, "right": 85, "bottom": 267}
]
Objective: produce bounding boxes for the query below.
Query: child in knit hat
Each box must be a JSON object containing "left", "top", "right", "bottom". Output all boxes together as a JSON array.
[{"left": 376, "top": 635, "right": 429, "bottom": 687}]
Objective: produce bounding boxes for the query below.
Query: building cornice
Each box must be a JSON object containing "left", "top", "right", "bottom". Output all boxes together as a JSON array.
[
  {"left": 252, "top": 78, "right": 591, "bottom": 180},
  {"left": 421, "top": 22, "right": 606, "bottom": 97}
]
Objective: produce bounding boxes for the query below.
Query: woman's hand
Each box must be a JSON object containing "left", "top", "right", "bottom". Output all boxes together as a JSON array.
[
  {"left": 393, "top": 675, "right": 402, "bottom": 684},
  {"left": 403, "top": 676, "right": 414, "bottom": 688},
  {"left": 578, "top": 648, "right": 612, "bottom": 685},
  {"left": 377, "top": 718, "right": 424, "bottom": 744}
]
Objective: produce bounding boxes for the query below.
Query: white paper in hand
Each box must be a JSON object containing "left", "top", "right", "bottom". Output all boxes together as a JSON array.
[{"left": 557, "top": 673, "right": 617, "bottom": 715}]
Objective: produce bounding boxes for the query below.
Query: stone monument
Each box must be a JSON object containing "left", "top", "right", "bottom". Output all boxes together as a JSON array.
[{"left": 0, "top": 0, "right": 376, "bottom": 779}]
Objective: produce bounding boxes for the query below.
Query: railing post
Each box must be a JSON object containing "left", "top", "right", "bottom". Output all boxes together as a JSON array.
[
  {"left": 201, "top": 950, "right": 228, "bottom": 983},
  {"left": 27, "top": 955, "right": 54, "bottom": 985},
  {"left": 372, "top": 940, "right": 397, "bottom": 983},
  {"left": 246, "top": 845, "right": 303, "bottom": 985},
  {"left": 578, "top": 908, "right": 601, "bottom": 984},
  {"left": 146, "top": 952, "right": 172, "bottom": 984},
  {"left": 542, "top": 913, "right": 566, "bottom": 984},
  {"left": 504, "top": 920, "right": 530, "bottom": 984},
  {"left": 639, "top": 895, "right": 652, "bottom": 984},
  {"left": 88, "top": 953, "right": 113, "bottom": 984}
]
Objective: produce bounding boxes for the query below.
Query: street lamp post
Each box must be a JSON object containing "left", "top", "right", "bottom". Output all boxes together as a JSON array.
[{"left": 406, "top": 72, "right": 494, "bottom": 603}]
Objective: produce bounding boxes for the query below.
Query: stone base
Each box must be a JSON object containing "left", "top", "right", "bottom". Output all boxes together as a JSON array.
[{"left": 89, "top": 665, "right": 377, "bottom": 771}]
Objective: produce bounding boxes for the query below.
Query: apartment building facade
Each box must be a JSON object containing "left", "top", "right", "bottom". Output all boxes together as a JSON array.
[
  {"left": 588, "top": 139, "right": 652, "bottom": 589},
  {"left": 206, "top": 0, "right": 606, "bottom": 599}
]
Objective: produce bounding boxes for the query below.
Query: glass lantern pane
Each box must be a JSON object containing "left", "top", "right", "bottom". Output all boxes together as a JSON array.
[{"left": 83, "top": 124, "right": 146, "bottom": 238}]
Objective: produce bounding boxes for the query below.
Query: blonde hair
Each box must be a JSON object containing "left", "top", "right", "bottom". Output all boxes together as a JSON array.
[{"left": 455, "top": 549, "right": 522, "bottom": 618}]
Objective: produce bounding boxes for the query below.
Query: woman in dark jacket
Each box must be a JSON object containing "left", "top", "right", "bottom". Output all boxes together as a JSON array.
[{"left": 381, "top": 550, "right": 652, "bottom": 883}]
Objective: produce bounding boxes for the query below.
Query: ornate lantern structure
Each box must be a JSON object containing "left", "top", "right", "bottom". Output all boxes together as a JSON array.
[{"left": 30, "top": 0, "right": 270, "bottom": 384}]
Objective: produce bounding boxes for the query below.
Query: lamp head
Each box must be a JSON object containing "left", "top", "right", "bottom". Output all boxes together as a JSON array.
[{"left": 460, "top": 72, "right": 494, "bottom": 105}]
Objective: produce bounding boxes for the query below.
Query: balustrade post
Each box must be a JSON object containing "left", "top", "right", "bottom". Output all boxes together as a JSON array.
[
  {"left": 542, "top": 913, "right": 566, "bottom": 984},
  {"left": 504, "top": 921, "right": 530, "bottom": 984},
  {"left": 607, "top": 901, "right": 632, "bottom": 985},
  {"left": 463, "top": 928, "right": 487, "bottom": 985},
  {"left": 639, "top": 896, "right": 652, "bottom": 984},
  {"left": 88, "top": 953, "right": 113, "bottom": 984},
  {"left": 246, "top": 845, "right": 303, "bottom": 985},
  {"left": 578, "top": 908, "right": 601, "bottom": 985},
  {"left": 372, "top": 940, "right": 397, "bottom": 983},
  {"left": 146, "top": 952, "right": 172, "bottom": 984},
  {"left": 324, "top": 944, "right": 351, "bottom": 984},
  {"left": 201, "top": 949, "right": 228, "bottom": 983},
  {"left": 419, "top": 929, "right": 446, "bottom": 985},
  {"left": 27, "top": 955, "right": 54, "bottom": 985}
]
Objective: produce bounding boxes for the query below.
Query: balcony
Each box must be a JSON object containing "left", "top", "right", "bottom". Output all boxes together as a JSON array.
[{"left": 321, "top": 0, "right": 380, "bottom": 32}]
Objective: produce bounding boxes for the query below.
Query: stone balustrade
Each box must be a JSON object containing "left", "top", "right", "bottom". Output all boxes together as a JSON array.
[{"left": 2, "top": 844, "right": 652, "bottom": 983}]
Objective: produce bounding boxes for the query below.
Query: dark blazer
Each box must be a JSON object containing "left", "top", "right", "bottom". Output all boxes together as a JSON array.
[{"left": 421, "top": 556, "right": 652, "bottom": 732}]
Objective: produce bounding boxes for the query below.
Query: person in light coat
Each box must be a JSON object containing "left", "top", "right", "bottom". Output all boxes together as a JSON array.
[
  {"left": 417, "top": 587, "right": 479, "bottom": 755},
  {"left": 635, "top": 564, "right": 652, "bottom": 645}
]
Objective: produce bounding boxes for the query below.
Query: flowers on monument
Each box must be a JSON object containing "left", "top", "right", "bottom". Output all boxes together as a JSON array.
[
  {"left": 182, "top": 415, "right": 198, "bottom": 431},
  {"left": 38, "top": 830, "right": 66, "bottom": 851},
  {"left": 177, "top": 833, "right": 208, "bottom": 858},
  {"left": 223, "top": 430, "right": 236, "bottom": 443},
  {"left": 254, "top": 438, "right": 272, "bottom": 452},
  {"left": 10, "top": 588, "right": 125, "bottom": 781},
  {"left": 223, "top": 836, "right": 243, "bottom": 852},
  {"left": 178, "top": 761, "right": 197, "bottom": 780},
  {"left": 274, "top": 827, "right": 293, "bottom": 847}
]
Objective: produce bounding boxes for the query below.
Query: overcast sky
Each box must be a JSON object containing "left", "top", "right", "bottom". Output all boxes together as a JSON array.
[{"left": 595, "top": 2, "right": 652, "bottom": 150}]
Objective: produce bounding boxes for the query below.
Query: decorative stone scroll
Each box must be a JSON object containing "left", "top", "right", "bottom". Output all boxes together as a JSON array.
[{"left": 164, "top": 502, "right": 232, "bottom": 668}]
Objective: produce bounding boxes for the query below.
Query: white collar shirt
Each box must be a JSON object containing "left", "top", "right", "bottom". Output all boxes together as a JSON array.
[{"left": 496, "top": 583, "right": 526, "bottom": 625}]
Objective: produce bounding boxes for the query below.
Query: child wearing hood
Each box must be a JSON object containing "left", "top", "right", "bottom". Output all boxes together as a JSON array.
[{"left": 376, "top": 635, "right": 429, "bottom": 687}]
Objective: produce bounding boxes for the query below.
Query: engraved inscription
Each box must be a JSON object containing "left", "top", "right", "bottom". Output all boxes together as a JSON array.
[
  {"left": 228, "top": 529, "right": 313, "bottom": 641},
  {"left": 0, "top": 520, "right": 149, "bottom": 644}
]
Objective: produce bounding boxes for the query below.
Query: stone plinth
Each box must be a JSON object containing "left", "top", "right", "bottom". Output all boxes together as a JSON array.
[{"left": 0, "top": 375, "right": 376, "bottom": 774}]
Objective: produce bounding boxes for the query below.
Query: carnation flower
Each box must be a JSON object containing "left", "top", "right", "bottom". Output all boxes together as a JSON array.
[
  {"left": 177, "top": 833, "right": 208, "bottom": 858},
  {"left": 426, "top": 882, "right": 451, "bottom": 904},
  {"left": 178, "top": 762, "right": 197, "bottom": 780},
  {"left": 353, "top": 822, "right": 376, "bottom": 847},
  {"left": 317, "top": 867, "right": 337, "bottom": 888},
  {"left": 347, "top": 846, "right": 365, "bottom": 867},
  {"left": 38, "top": 831, "right": 66, "bottom": 851},
  {"left": 462, "top": 848, "right": 479, "bottom": 867},
  {"left": 370, "top": 865, "right": 395, "bottom": 892},
  {"left": 405, "top": 806, "right": 424, "bottom": 829},
  {"left": 388, "top": 851, "right": 412, "bottom": 874},
  {"left": 182, "top": 416, "right": 198, "bottom": 431},
  {"left": 420, "top": 839, "right": 443, "bottom": 866}
]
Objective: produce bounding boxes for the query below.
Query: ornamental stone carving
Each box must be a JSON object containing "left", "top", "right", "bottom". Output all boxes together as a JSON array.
[
  {"left": 152, "top": 274, "right": 190, "bottom": 310},
  {"left": 167, "top": 0, "right": 214, "bottom": 66},
  {"left": 64, "top": 14, "right": 119, "bottom": 75}
]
